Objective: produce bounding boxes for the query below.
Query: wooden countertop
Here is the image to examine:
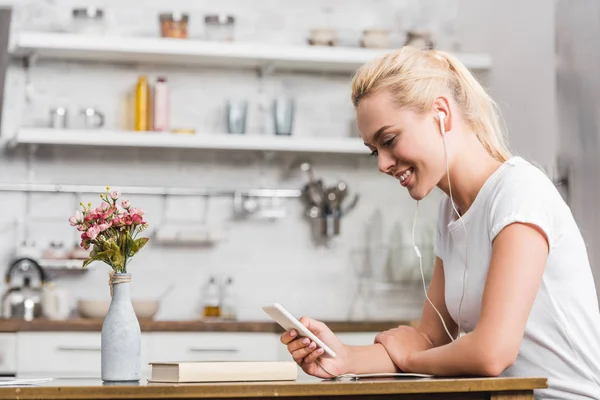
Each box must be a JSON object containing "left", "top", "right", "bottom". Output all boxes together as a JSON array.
[
  {"left": 0, "top": 376, "right": 548, "bottom": 399},
  {"left": 0, "top": 318, "right": 418, "bottom": 333}
]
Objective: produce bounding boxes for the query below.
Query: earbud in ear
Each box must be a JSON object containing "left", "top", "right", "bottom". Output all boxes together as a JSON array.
[{"left": 438, "top": 112, "right": 446, "bottom": 136}]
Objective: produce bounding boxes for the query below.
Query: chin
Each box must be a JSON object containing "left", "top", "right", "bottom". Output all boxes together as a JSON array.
[{"left": 407, "top": 184, "right": 434, "bottom": 201}]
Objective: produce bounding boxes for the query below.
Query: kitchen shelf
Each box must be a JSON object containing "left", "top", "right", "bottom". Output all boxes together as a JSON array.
[
  {"left": 9, "top": 128, "right": 369, "bottom": 155},
  {"left": 10, "top": 31, "right": 493, "bottom": 73},
  {"left": 38, "top": 258, "right": 90, "bottom": 270}
]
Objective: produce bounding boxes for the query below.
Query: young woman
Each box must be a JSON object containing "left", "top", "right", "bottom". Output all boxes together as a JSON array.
[{"left": 280, "top": 46, "right": 600, "bottom": 399}]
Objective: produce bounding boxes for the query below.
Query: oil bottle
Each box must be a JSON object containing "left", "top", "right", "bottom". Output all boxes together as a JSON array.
[
  {"left": 134, "top": 75, "right": 150, "bottom": 131},
  {"left": 202, "top": 276, "right": 221, "bottom": 318}
]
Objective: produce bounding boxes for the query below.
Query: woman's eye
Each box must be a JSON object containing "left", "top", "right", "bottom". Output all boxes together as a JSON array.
[
  {"left": 382, "top": 137, "right": 395, "bottom": 147},
  {"left": 370, "top": 150, "right": 378, "bottom": 157}
]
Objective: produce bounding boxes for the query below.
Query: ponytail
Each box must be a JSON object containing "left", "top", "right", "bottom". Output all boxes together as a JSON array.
[{"left": 351, "top": 46, "right": 511, "bottom": 162}]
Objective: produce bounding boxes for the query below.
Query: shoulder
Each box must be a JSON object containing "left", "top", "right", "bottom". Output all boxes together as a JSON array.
[
  {"left": 486, "top": 156, "right": 564, "bottom": 247},
  {"left": 489, "top": 156, "right": 557, "bottom": 197}
]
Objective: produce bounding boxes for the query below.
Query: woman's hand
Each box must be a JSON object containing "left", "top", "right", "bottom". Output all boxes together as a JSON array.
[
  {"left": 279, "top": 317, "right": 350, "bottom": 379},
  {"left": 374, "top": 326, "right": 434, "bottom": 372}
]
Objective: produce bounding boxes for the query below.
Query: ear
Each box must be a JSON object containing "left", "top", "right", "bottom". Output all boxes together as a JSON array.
[{"left": 433, "top": 97, "right": 452, "bottom": 135}]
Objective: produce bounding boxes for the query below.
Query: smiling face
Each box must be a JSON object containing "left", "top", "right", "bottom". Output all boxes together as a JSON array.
[{"left": 357, "top": 90, "right": 450, "bottom": 200}]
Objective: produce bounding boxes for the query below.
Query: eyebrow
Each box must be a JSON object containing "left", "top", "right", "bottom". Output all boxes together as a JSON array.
[{"left": 364, "top": 125, "right": 393, "bottom": 147}]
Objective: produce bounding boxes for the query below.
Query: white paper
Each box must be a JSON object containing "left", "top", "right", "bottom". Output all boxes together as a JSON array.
[
  {"left": 335, "top": 372, "right": 433, "bottom": 380},
  {"left": 0, "top": 378, "right": 53, "bottom": 386}
]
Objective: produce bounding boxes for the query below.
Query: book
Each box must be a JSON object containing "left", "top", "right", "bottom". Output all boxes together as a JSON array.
[{"left": 148, "top": 361, "right": 298, "bottom": 383}]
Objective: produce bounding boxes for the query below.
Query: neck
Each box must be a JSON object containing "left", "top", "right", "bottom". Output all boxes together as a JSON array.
[{"left": 437, "top": 134, "right": 504, "bottom": 215}]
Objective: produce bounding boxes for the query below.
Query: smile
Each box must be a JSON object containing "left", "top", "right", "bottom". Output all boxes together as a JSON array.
[{"left": 395, "top": 167, "right": 414, "bottom": 183}]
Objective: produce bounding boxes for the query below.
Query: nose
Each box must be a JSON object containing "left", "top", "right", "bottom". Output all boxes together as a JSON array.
[{"left": 377, "top": 152, "right": 395, "bottom": 175}]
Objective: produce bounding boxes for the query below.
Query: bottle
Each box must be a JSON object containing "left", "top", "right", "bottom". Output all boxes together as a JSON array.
[
  {"left": 202, "top": 276, "right": 221, "bottom": 318},
  {"left": 220, "top": 276, "right": 237, "bottom": 320},
  {"left": 134, "top": 75, "right": 150, "bottom": 131},
  {"left": 153, "top": 76, "right": 169, "bottom": 132}
]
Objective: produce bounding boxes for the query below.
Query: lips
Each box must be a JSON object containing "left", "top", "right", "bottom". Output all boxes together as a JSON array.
[{"left": 395, "top": 167, "right": 414, "bottom": 183}]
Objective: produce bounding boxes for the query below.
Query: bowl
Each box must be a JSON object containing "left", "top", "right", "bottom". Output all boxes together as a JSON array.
[{"left": 77, "top": 299, "right": 160, "bottom": 320}]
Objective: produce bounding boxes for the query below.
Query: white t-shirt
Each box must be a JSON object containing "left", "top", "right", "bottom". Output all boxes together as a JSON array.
[{"left": 435, "top": 156, "right": 600, "bottom": 399}]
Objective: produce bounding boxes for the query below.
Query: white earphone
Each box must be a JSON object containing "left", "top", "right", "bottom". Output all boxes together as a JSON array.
[
  {"left": 438, "top": 111, "right": 446, "bottom": 136},
  {"left": 412, "top": 109, "right": 468, "bottom": 343}
]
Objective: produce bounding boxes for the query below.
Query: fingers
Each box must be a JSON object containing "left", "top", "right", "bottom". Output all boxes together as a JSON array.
[
  {"left": 280, "top": 328, "right": 298, "bottom": 345},
  {"left": 280, "top": 315, "right": 324, "bottom": 345},
  {"left": 290, "top": 339, "right": 319, "bottom": 364},
  {"left": 303, "top": 346, "right": 325, "bottom": 365}
]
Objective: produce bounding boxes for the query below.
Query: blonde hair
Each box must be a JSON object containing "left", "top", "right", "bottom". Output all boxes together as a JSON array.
[{"left": 351, "top": 46, "right": 511, "bottom": 162}]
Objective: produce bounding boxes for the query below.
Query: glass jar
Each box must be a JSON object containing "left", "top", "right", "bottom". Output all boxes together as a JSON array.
[
  {"left": 71, "top": 7, "right": 106, "bottom": 35},
  {"left": 159, "top": 12, "right": 189, "bottom": 39},
  {"left": 204, "top": 14, "right": 235, "bottom": 42}
]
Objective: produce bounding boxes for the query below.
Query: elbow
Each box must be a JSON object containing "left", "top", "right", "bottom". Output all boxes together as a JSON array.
[
  {"left": 473, "top": 337, "right": 519, "bottom": 377},
  {"left": 477, "top": 354, "right": 515, "bottom": 377}
]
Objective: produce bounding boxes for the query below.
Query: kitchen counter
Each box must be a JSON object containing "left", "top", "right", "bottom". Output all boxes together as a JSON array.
[
  {"left": 0, "top": 318, "right": 418, "bottom": 333},
  {"left": 0, "top": 376, "right": 547, "bottom": 399}
]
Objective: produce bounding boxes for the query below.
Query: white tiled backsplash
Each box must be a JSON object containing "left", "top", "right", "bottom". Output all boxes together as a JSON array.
[{"left": 0, "top": 0, "right": 456, "bottom": 321}]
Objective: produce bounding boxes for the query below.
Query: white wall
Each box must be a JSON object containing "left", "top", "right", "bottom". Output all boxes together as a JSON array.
[
  {"left": 456, "top": 0, "right": 557, "bottom": 170},
  {"left": 0, "top": 0, "right": 557, "bottom": 321}
]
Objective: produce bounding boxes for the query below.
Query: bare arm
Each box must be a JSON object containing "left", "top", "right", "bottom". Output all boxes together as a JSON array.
[{"left": 402, "top": 222, "right": 548, "bottom": 376}]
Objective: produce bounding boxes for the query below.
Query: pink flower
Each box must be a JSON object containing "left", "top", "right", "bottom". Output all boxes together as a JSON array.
[
  {"left": 121, "top": 200, "right": 130, "bottom": 209},
  {"left": 86, "top": 226, "right": 100, "bottom": 240},
  {"left": 68, "top": 210, "right": 84, "bottom": 226},
  {"left": 77, "top": 224, "right": 87, "bottom": 232},
  {"left": 100, "top": 202, "right": 110, "bottom": 211},
  {"left": 131, "top": 214, "right": 143, "bottom": 225},
  {"left": 98, "top": 223, "right": 110, "bottom": 232},
  {"left": 80, "top": 240, "right": 90, "bottom": 250},
  {"left": 110, "top": 191, "right": 120, "bottom": 200},
  {"left": 111, "top": 217, "right": 124, "bottom": 227},
  {"left": 131, "top": 208, "right": 145, "bottom": 216},
  {"left": 123, "top": 215, "right": 133, "bottom": 226}
]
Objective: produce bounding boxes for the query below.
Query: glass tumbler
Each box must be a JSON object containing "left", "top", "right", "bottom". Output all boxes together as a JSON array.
[
  {"left": 226, "top": 99, "right": 248, "bottom": 134},
  {"left": 273, "top": 97, "right": 295, "bottom": 136}
]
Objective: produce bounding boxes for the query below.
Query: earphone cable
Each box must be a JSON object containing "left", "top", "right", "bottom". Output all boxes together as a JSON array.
[
  {"left": 442, "top": 129, "right": 468, "bottom": 340},
  {"left": 413, "top": 200, "right": 456, "bottom": 342}
]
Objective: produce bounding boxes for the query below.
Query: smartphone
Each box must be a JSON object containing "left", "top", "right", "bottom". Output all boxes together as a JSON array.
[{"left": 262, "top": 303, "right": 337, "bottom": 358}]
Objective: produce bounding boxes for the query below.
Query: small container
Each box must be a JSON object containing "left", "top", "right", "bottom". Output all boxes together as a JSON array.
[
  {"left": 405, "top": 30, "right": 434, "bottom": 50},
  {"left": 273, "top": 97, "right": 295, "bottom": 136},
  {"left": 202, "top": 276, "right": 221, "bottom": 318},
  {"left": 204, "top": 14, "right": 235, "bottom": 42},
  {"left": 308, "top": 28, "right": 337, "bottom": 46},
  {"left": 49, "top": 107, "right": 68, "bottom": 129},
  {"left": 226, "top": 99, "right": 248, "bottom": 134},
  {"left": 153, "top": 77, "right": 169, "bottom": 131},
  {"left": 43, "top": 241, "right": 68, "bottom": 260},
  {"left": 159, "top": 12, "right": 189, "bottom": 39},
  {"left": 360, "top": 29, "right": 390, "bottom": 49},
  {"left": 219, "top": 277, "right": 237, "bottom": 320},
  {"left": 71, "top": 7, "right": 106, "bottom": 35}
]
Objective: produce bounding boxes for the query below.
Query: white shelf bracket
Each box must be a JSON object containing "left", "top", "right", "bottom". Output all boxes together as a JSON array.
[
  {"left": 257, "top": 62, "right": 276, "bottom": 78},
  {"left": 22, "top": 53, "right": 38, "bottom": 104}
]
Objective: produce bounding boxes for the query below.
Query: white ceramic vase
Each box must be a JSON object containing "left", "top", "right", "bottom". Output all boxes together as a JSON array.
[{"left": 101, "top": 273, "right": 141, "bottom": 382}]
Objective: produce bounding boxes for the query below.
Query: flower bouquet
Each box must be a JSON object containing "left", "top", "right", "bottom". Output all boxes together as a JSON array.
[
  {"left": 69, "top": 187, "right": 149, "bottom": 272},
  {"left": 68, "top": 187, "right": 148, "bottom": 382}
]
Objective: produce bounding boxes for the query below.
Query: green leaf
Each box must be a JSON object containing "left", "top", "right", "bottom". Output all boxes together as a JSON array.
[
  {"left": 126, "top": 230, "right": 138, "bottom": 257},
  {"left": 82, "top": 258, "right": 95, "bottom": 268},
  {"left": 135, "top": 237, "right": 149, "bottom": 252},
  {"left": 112, "top": 249, "right": 125, "bottom": 271}
]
